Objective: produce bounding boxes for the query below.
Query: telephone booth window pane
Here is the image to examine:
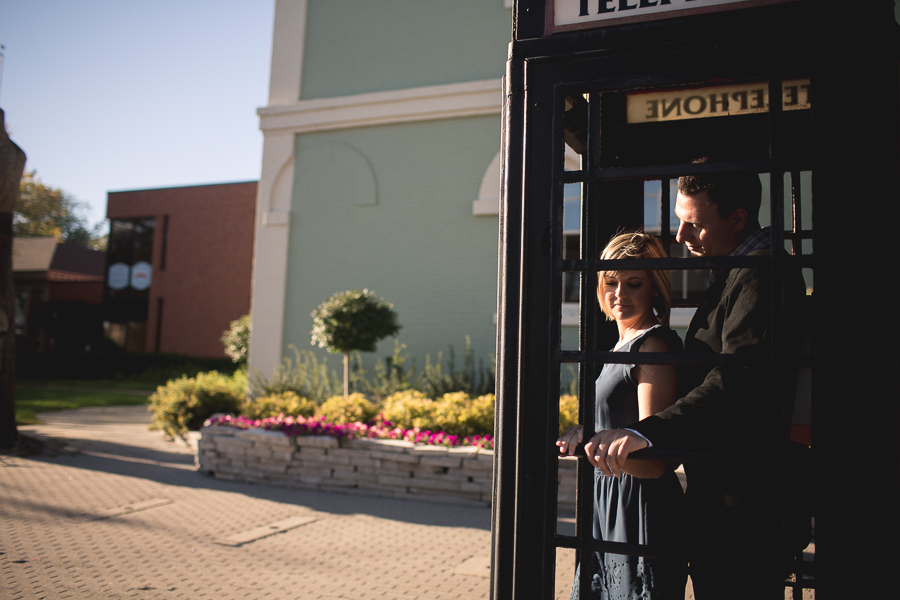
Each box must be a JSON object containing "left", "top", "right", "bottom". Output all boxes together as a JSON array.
[
  {"left": 560, "top": 276, "right": 580, "bottom": 352},
  {"left": 563, "top": 182, "right": 582, "bottom": 305},
  {"left": 757, "top": 172, "right": 774, "bottom": 228},
  {"left": 564, "top": 94, "right": 589, "bottom": 172},
  {"left": 555, "top": 549, "right": 578, "bottom": 599},
  {"left": 563, "top": 184, "right": 581, "bottom": 232},
  {"left": 557, "top": 384, "right": 578, "bottom": 524},
  {"left": 642, "top": 179, "right": 679, "bottom": 235},
  {"left": 561, "top": 182, "right": 583, "bottom": 352}
]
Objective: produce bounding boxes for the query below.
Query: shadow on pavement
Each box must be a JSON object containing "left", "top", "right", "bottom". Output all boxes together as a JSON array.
[{"left": 13, "top": 411, "right": 492, "bottom": 532}]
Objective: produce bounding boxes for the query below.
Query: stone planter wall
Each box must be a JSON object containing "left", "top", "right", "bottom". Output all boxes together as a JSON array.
[{"left": 197, "top": 425, "right": 578, "bottom": 511}]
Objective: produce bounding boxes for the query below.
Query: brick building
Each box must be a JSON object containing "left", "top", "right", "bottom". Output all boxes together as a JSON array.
[
  {"left": 105, "top": 181, "right": 256, "bottom": 358},
  {"left": 13, "top": 237, "right": 106, "bottom": 353}
]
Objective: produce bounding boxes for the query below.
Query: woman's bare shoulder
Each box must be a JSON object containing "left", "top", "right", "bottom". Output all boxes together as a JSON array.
[{"left": 637, "top": 327, "right": 682, "bottom": 353}]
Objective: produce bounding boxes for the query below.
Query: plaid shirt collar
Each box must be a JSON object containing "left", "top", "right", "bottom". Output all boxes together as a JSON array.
[
  {"left": 729, "top": 226, "right": 770, "bottom": 257},
  {"left": 710, "top": 227, "right": 770, "bottom": 284}
]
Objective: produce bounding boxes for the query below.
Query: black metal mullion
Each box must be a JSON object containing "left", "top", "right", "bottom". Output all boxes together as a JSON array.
[
  {"left": 767, "top": 75, "right": 788, "bottom": 406},
  {"left": 571, "top": 89, "right": 602, "bottom": 600},
  {"left": 588, "top": 160, "right": 811, "bottom": 182},
  {"left": 660, "top": 177, "right": 672, "bottom": 243},
  {"left": 490, "top": 61, "right": 525, "bottom": 600},
  {"left": 561, "top": 349, "right": 814, "bottom": 370},
  {"left": 769, "top": 74, "right": 813, "bottom": 599},
  {"left": 547, "top": 83, "right": 577, "bottom": 599},
  {"left": 579, "top": 253, "right": 770, "bottom": 272},
  {"left": 527, "top": 77, "right": 567, "bottom": 600}
]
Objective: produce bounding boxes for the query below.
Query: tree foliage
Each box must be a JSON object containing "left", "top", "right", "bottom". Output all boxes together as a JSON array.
[
  {"left": 310, "top": 289, "right": 400, "bottom": 355},
  {"left": 15, "top": 170, "right": 105, "bottom": 248},
  {"left": 311, "top": 289, "right": 400, "bottom": 397},
  {"left": 221, "top": 314, "right": 251, "bottom": 364}
]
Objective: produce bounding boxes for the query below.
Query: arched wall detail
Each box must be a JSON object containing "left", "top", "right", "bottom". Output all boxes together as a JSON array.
[
  {"left": 472, "top": 151, "right": 502, "bottom": 216},
  {"left": 293, "top": 141, "right": 378, "bottom": 208}
]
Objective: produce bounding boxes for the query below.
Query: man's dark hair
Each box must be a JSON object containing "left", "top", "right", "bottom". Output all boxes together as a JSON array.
[{"left": 678, "top": 157, "right": 762, "bottom": 224}]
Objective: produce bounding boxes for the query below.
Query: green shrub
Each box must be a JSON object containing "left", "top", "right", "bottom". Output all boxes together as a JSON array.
[
  {"left": 248, "top": 345, "right": 340, "bottom": 404},
  {"left": 351, "top": 340, "right": 417, "bottom": 401},
  {"left": 380, "top": 389, "right": 435, "bottom": 430},
  {"left": 149, "top": 370, "right": 246, "bottom": 438},
  {"left": 249, "top": 336, "right": 497, "bottom": 405},
  {"left": 558, "top": 394, "right": 579, "bottom": 436},
  {"left": 316, "top": 392, "right": 379, "bottom": 425},
  {"left": 416, "top": 337, "right": 494, "bottom": 398},
  {"left": 133, "top": 362, "right": 210, "bottom": 385},
  {"left": 429, "top": 392, "right": 495, "bottom": 437},
  {"left": 241, "top": 391, "right": 316, "bottom": 420}
]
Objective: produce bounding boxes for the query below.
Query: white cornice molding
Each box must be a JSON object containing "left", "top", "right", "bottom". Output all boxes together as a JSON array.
[{"left": 258, "top": 78, "right": 502, "bottom": 135}]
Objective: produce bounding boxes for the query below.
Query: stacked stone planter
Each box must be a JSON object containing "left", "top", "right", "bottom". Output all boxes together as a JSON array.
[{"left": 197, "top": 425, "right": 578, "bottom": 511}]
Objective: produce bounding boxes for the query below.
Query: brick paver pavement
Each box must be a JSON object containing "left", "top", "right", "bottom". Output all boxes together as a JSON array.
[{"left": 1, "top": 406, "right": 577, "bottom": 600}]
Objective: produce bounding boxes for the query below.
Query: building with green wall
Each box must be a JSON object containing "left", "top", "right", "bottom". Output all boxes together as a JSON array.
[{"left": 249, "top": 1, "right": 515, "bottom": 381}]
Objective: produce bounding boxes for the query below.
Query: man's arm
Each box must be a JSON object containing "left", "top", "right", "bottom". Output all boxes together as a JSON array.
[{"left": 631, "top": 263, "right": 773, "bottom": 450}]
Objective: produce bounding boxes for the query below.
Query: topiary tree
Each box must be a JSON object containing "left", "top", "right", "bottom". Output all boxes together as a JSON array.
[{"left": 310, "top": 289, "right": 400, "bottom": 397}]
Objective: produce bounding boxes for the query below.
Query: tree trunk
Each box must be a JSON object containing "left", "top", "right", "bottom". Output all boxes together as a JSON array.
[
  {"left": 0, "top": 109, "right": 27, "bottom": 449},
  {"left": 343, "top": 352, "right": 349, "bottom": 398}
]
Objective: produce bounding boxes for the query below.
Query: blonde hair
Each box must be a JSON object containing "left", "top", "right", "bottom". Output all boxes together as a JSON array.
[{"left": 597, "top": 231, "right": 672, "bottom": 326}]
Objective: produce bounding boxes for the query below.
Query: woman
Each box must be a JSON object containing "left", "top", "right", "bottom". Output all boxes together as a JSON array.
[{"left": 557, "top": 231, "right": 686, "bottom": 600}]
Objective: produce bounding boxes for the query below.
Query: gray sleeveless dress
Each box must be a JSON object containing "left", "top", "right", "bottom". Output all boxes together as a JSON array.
[{"left": 571, "top": 325, "right": 687, "bottom": 600}]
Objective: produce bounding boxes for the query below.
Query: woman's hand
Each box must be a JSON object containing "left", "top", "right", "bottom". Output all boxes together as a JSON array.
[{"left": 556, "top": 425, "right": 583, "bottom": 456}]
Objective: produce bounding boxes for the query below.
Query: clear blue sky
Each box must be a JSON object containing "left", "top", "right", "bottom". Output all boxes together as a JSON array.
[{"left": 0, "top": 0, "right": 274, "bottom": 229}]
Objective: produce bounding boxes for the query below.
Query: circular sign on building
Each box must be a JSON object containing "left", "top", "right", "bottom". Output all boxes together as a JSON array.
[
  {"left": 130, "top": 261, "right": 153, "bottom": 290},
  {"left": 107, "top": 262, "right": 130, "bottom": 290}
]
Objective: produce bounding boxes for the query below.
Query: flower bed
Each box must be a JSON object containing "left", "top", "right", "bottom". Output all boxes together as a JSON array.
[
  {"left": 204, "top": 413, "right": 494, "bottom": 449},
  {"left": 197, "top": 416, "right": 577, "bottom": 510}
]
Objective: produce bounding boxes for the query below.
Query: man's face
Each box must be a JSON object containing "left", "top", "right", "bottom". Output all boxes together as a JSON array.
[{"left": 674, "top": 191, "right": 744, "bottom": 257}]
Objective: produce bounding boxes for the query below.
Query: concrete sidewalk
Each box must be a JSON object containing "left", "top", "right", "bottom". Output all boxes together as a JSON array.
[{"left": 1, "top": 406, "right": 577, "bottom": 600}]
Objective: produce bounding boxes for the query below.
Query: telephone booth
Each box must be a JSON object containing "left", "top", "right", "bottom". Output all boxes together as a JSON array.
[{"left": 491, "top": 2, "right": 900, "bottom": 598}]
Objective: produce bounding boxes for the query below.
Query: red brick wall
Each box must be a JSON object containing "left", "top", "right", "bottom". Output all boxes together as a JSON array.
[
  {"left": 49, "top": 281, "right": 103, "bottom": 304},
  {"left": 107, "top": 181, "right": 257, "bottom": 358}
]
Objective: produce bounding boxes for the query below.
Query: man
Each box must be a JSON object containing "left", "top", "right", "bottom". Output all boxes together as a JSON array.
[{"left": 587, "top": 159, "right": 804, "bottom": 599}]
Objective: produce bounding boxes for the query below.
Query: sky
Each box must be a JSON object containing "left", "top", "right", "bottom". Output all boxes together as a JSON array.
[{"left": 0, "top": 0, "right": 275, "bottom": 228}]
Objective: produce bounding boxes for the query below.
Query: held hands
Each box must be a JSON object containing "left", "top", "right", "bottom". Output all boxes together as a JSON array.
[
  {"left": 556, "top": 426, "right": 649, "bottom": 477},
  {"left": 584, "top": 429, "right": 649, "bottom": 478}
]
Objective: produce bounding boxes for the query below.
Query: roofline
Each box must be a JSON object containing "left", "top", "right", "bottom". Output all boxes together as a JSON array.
[{"left": 107, "top": 180, "right": 259, "bottom": 195}]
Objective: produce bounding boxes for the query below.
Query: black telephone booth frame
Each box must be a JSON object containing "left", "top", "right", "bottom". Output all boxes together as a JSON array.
[{"left": 491, "top": 2, "right": 900, "bottom": 599}]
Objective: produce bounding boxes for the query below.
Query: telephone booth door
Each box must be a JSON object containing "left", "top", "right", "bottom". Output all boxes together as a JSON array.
[{"left": 491, "top": 2, "right": 900, "bottom": 599}]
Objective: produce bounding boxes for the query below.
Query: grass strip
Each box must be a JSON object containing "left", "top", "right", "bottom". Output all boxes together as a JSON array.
[
  {"left": 15, "top": 384, "right": 152, "bottom": 425},
  {"left": 18, "top": 379, "right": 160, "bottom": 391}
]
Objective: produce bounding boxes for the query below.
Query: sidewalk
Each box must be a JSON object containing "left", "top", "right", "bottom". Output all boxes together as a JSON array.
[{"left": 1, "top": 406, "right": 576, "bottom": 600}]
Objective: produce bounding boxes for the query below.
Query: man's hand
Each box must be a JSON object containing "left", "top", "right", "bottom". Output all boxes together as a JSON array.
[
  {"left": 584, "top": 429, "right": 649, "bottom": 477},
  {"left": 556, "top": 425, "right": 583, "bottom": 456}
]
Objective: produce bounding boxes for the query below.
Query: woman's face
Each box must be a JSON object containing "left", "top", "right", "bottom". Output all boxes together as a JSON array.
[{"left": 601, "top": 270, "right": 655, "bottom": 328}]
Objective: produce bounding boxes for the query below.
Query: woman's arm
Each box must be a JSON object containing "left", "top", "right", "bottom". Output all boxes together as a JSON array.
[
  {"left": 626, "top": 334, "right": 678, "bottom": 478},
  {"left": 583, "top": 334, "right": 678, "bottom": 479}
]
